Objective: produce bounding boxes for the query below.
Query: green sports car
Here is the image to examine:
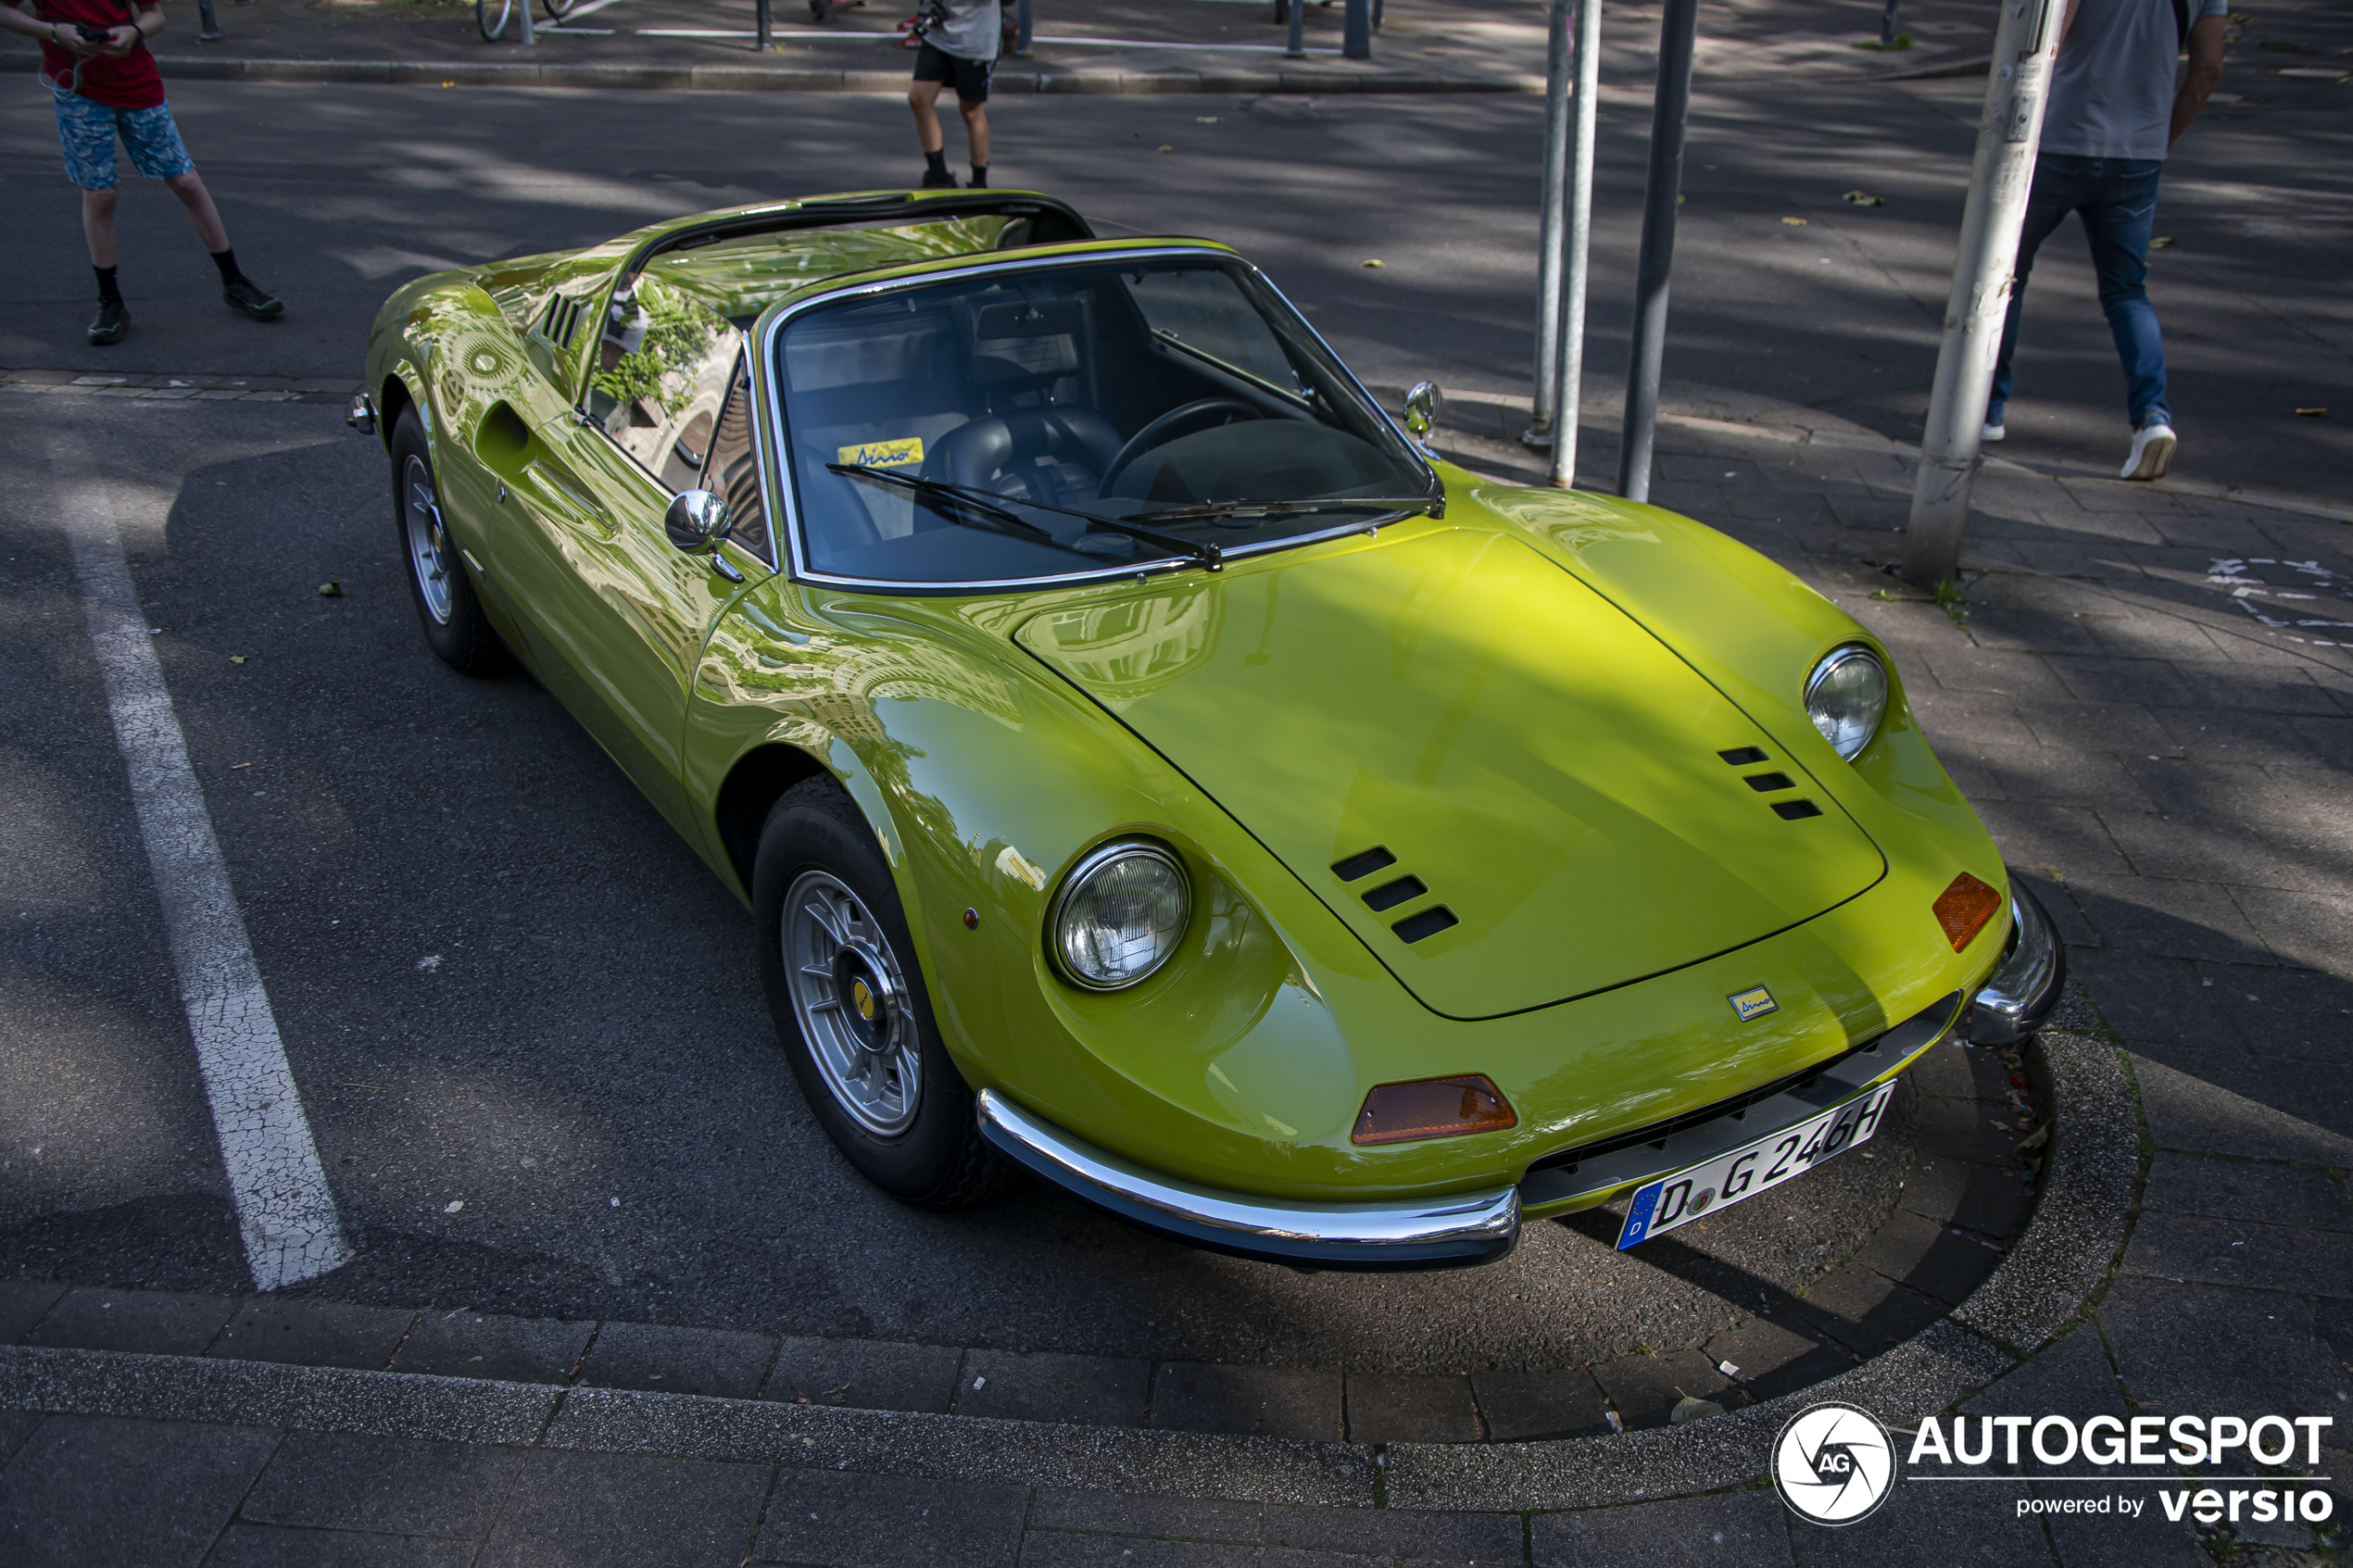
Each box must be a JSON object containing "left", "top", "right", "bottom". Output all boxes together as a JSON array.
[{"left": 352, "top": 189, "right": 2061, "bottom": 1269}]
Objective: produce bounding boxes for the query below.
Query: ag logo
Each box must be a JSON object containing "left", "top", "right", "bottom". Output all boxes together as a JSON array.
[{"left": 1773, "top": 1401, "right": 1894, "bottom": 1525}]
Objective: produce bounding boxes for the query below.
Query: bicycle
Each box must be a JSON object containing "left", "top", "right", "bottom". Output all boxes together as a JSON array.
[{"left": 478, "top": 0, "right": 577, "bottom": 43}]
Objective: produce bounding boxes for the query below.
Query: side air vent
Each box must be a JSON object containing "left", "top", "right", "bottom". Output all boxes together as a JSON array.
[
  {"left": 1331, "top": 847, "right": 1397, "bottom": 882},
  {"left": 1718, "top": 746, "right": 1769, "bottom": 765},
  {"left": 1393, "top": 906, "right": 1460, "bottom": 944},
  {"left": 1773, "top": 799, "right": 1824, "bottom": 821},
  {"left": 537, "top": 295, "right": 586, "bottom": 350},
  {"left": 1743, "top": 771, "right": 1795, "bottom": 792},
  {"left": 1362, "top": 875, "right": 1427, "bottom": 912}
]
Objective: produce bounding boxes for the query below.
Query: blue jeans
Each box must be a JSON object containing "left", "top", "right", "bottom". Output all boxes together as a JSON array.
[{"left": 1988, "top": 155, "right": 2171, "bottom": 432}]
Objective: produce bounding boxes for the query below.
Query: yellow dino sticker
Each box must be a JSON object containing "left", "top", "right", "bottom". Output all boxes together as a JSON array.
[
  {"left": 837, "top": 436, "right": 925, "bottom": 470},
  {"left": 1729, "top": 985, "right": 1779, "bottom": 1022}
]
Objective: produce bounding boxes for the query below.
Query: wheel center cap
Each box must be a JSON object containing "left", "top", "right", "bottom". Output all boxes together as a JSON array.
[{"left": 830, "top": 946, "right": 895, "bottom": 1052}]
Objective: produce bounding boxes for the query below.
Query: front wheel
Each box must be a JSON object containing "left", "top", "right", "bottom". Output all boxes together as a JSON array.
[
  {"left": 755, "top": 777, "right": 1004, "bottom": 1209},
  {"left": 390, "top": 409, "right": 504, "bottom": 674},
  {"left": 477, "top": 0, "right": 513, "bottom": 41}
]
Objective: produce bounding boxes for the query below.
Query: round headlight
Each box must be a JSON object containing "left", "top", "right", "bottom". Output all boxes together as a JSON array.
[
  {"left": 1806, "top": 645, "right": 1887, "bottom": 760},
  {"left": 1051, "top": 840, "right": 1191, "bottom": 990}
]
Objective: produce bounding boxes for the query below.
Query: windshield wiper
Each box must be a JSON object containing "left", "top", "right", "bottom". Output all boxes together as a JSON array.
[
  {"left": 828, "top": 464, "right": 1221, "bottom": 571},
  {"left": 1124, "top": 494, "right": 1441, "bottom": 526}
]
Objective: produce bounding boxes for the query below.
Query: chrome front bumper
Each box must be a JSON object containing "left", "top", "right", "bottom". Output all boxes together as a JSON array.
[
  {"left": 1962, "top": 880, "right": 2067, "bottom": 1046},
  {"left": 975, "top": 1088, "right": 1520, "bottom": 1271},
  {"left": 980, "top": 888, "right": 2063, "bottom": 1271}
]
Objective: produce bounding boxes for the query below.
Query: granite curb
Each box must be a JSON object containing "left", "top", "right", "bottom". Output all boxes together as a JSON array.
[
  {"left": 149, "top": 53, "right": 1544, "bottom": 94},
  {"left": 0, "top": 1027, "right": 2141, "bottom": 1512}
]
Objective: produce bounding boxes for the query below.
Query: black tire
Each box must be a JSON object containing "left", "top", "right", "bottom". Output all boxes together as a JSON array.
[
  {"left": 753, "top": 776, "right": 1005, "bottom": 1210},
  {"left": 390, "top": 409, "right": 505, "bottom": 675}
]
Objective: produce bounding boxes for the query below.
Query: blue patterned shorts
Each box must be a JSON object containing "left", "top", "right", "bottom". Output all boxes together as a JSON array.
[{"left": 52, "top": 87, "right": 195, "bottom": 191}]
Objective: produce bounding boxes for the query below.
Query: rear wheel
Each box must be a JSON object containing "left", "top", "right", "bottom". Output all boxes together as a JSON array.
[
  {"left": 477, "top": 0, "right": 513, "bottom": 40},
  {"left": 754, "top": 777, "right": 1004, "bottom": 1209},
  {"left": 390, "top": 409, "right": 503, "bottom": 675}
]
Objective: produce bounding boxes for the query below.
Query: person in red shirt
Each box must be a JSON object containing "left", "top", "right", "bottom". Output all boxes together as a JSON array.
[{"left": 2, "top": 0, "right": 282, "bottom": 345}]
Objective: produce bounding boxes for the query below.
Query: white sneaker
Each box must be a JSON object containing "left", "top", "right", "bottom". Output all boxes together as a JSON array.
[
  {"left": 2121, "top": 421, "right": 2176, "bottom": 481},
  {"left": 1981, "top": 421, "right": 2006, "bottom": 443}
]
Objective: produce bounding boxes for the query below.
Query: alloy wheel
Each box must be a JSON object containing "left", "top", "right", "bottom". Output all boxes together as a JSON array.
[{"left": 783, "top": 870, "right": 923, "bottom": 1137}]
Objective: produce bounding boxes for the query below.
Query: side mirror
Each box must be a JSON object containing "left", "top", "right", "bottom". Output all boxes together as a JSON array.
[
  {"left": 1403, "top": 380, "right": 1443, "bottom": 438},
  {"left": 664, "top": 489, "right": 732, "bottom": 552}
]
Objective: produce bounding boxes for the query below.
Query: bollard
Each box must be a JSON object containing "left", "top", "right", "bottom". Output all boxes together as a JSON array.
[
  {"left": 1017, "top": 0, "right": 1033, "bottom": 56},
  {"left": 1617, "top": 0, "right": 1698, "bottom": 503},
  {"left": 1525, "top": 0, "right": 1573, "bottom": 448},
  {"left": 1550, "top": 0, "right": 1602, "bottom": 490},
  {"left": 1343, "top": 0, "right": 1370, "bottom": 57},
  {"left": 756, "top": 0, "right": 771, "bottom": 52},
  {"left": 1286, "top": 0, "right": 1305, "bottom": 59},
  {"left": 1880, "top": 0, "right": 1902, "bottom": 47},
  {"left": 1901, "top": 0, "right": 2068, "bottom": 588},
  {"left": 519, "top": 0, "right": 534, "bottom": 44},
  {"left": 195, "top": 0, "right": 223, "bottom": 40}
]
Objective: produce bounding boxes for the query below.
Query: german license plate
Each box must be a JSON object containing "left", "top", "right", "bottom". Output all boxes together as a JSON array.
[{"left": 1615, "top": 1082, "right": 1896, "bottom": 1248}]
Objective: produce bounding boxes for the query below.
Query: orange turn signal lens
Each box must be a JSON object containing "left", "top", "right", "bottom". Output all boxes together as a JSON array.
[
  {"left": 1933, "top": 872, "right": 2003, "bottom": 951},
  {"left": 1351, "top": 1074, "right": 1517, "bottom": 1147}
]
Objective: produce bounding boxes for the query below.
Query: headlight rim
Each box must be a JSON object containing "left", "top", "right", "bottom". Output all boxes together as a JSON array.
[
  {"left": 1804, "top": 642, "right": 1889, "bottom": 762},
  {"left": 1047, "top": 835, "right": 1193, "bottom": 993}
]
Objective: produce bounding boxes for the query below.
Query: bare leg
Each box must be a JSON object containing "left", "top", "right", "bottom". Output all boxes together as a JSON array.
[
  {"left": 908, "top": 80, "right": 945, "bottom": 155},
  {"left": 81, "top": 187, "right": 120, "bottom": 269},
  {"left": 163, "top": 171, "right": 231, "bottom": 254},
  {"left": 959, "top": 99, "right": 989, "bottom": 168}
]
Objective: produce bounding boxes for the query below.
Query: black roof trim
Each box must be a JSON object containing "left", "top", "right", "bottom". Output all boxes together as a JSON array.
[{"left": 621, "top": 191, "right": 1095, "bottom": 282}]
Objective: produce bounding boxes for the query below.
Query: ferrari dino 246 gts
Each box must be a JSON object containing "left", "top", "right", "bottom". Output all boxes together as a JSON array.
[{"left": 352, "top": 189, "right": 2061, "bottom": 1268}]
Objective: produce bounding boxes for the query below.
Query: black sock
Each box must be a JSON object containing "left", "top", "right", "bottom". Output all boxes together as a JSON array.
[
  {"left": 924, "top": 149, "right": 949, "bottom": 178},
  {"left": 968, "top": 163, "right": 988, "bottom": 188},
  {"left": 94, "top": 265, "right": 122, "bottom": 304},
  {"left": 209, "top": 247, "right": 247, "bottom": 287}
]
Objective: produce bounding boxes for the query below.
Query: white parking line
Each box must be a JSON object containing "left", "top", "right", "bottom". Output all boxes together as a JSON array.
[{"left": 69, "top": 488, "right": 351, "bottom": 1291}]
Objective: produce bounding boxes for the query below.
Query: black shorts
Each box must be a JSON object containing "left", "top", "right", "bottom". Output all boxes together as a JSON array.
[{"left": 912, "top": 41, "right": 992, "bottom": 104}]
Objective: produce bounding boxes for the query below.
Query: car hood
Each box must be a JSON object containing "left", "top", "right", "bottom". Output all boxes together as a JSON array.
[{"left": 1014, "top": 524, "right": 1886, "bottom": 1019}]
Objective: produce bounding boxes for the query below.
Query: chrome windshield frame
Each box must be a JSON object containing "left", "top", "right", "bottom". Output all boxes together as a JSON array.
[{"left": 751, "top": 244, "right": 1442, "bottom": 596}]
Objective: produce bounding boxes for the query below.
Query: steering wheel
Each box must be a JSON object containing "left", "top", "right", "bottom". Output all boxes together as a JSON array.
[{"left": 1101, "top": 398, "right": 1264, "bottom": 495}]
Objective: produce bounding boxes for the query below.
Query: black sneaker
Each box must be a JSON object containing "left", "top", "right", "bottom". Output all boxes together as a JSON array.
[
  {"left": 223, "top": 279, "right": 284, "bottom": 321},
  {"left": 88, "top": 297, "right": 130, "bottom": 345},
  {"left": 919, "top": 167, "right": 958, "bottom": 189}
]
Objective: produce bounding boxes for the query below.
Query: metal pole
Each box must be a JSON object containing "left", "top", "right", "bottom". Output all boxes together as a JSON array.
[
  {"left": 1016, "top": 0, "right": 1033, "bottom": 56},
  {"left": 755, "top": 0, "right": 770, "bottom": 52},
  {"left": 518, "top": 0, "right": 535, "bottom": 44},
  {"left": 1343, "top": 0, "right": 1370, "bottom": 59},
  {"left": 1550, "top": 0, "right": 1602, "bottom": 489},
  {"left": 1286, "top": 0, "right": 1305, "bottom": 59},
  {"left": 1616, "top": 0, "right": 1699, "bottom": 503},
  {"left": 1901, "top": 0, "right": 2066, "bottom": 588},
  {"left": 195, "top": 0, "right": 224, "bottom": 40},
  {"left": 1880, "top": 0, "right": 1902, "bottom": 47},
  {"left": 1524, "top": 0, "right": 1573, "bottom": 448}
]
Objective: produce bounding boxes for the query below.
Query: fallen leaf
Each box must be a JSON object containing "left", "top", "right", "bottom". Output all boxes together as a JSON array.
[
  {"left": 1361, "top": 258, "right": 1385, "bottom": 268},
  {"left": 441, "top": 80, "right": 455, "bottom": 87},
  {"left": 1671, "top": 1395, "right": 1727, "bottom": 1424},
  {"left": 2149, "top": 236, "right": 2174, "bottom": 248},
  {"left": 1841, "top": 190, "right": 1884, "bottom": 207},
  {"left": 318, "top": 581, "right": 343, "bottom": 597},
  {"left": 229, "top": 654, "right": 247, "bottom": 664},
  {"left": 444, "top": 1199, "right": 464, "bottom": 1213},
  {"left": 232, "top": 761, "right": 253, "bottom": 770},
  {"left": 1195, "top": 116, "right": 1221, "bottom": 123},
  {"left": 2295, "top": 407, "right": 2327, "bottom": 417},
  {"left": 1156, "top": 144, "right": 1175, "bottom": 153},
  {"left": 1780, "top": 216, "right": 1807, "bottom": 226}
]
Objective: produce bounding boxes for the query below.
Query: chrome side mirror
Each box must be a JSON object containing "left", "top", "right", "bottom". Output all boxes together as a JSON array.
[
  {"left": 1403, "top": 380, "right": 1443, "bottom": 438},
  {"left": 346, "top": 393, "right": 376, "bottom": 435},
  {"left": 664, "top": 489, "right": 732, "bottom": 551}
]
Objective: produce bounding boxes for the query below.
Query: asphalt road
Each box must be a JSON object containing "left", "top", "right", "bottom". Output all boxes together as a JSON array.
[{"left": 0, "top": 54, "right": 2337, "bottom": 1361}]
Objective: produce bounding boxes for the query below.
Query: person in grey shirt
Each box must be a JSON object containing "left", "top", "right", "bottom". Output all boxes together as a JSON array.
[
  {"left": 1986, "top": 0, "right": 2227, "bottom": 480},
  {"left": 908, "top": 0, "right": 1000, "bottom": 190}
]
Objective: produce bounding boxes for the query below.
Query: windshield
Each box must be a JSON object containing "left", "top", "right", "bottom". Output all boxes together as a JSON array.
[{"left": 770, "top": 255, "right": 1433, "bottom": 585}]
